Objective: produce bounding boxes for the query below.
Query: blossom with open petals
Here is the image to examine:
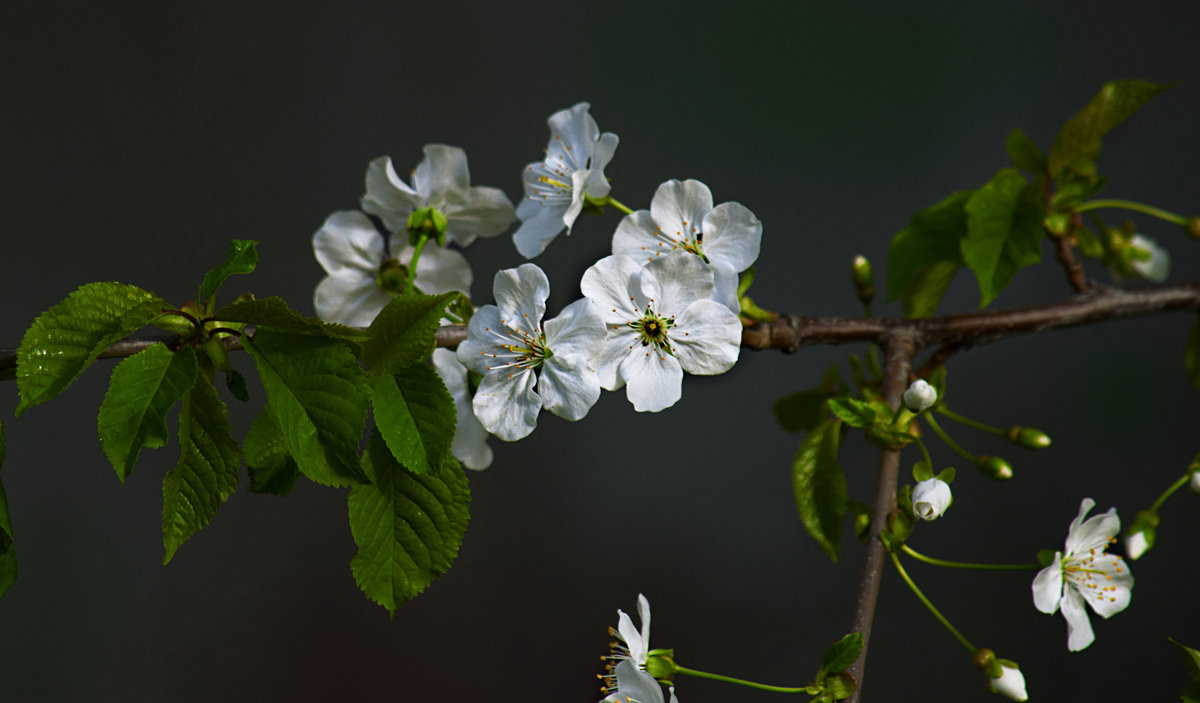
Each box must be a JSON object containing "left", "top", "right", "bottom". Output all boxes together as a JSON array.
[
  {"left": 431, "top": 349, "right": 492, "bottom": 470},
  {"left": 457, "top": 264, "right": 604, "bottom": 441},
  {"left": 602, "top": 661, "right": 678, "bottom": 703},
  {"left": 514, "top": 102, "right": 619, "bottom": 259},
  {"left": 1031, "top": 498, "right": 1133, "bottom": 651},
  {"left": 580, "top": 253, "right": 741, "bottom": 412},
  {"left": 612, "top": 179, "right": 761, "bottom": 313},
  {"left": 911, "top": 478, "right": 952, "bottom": 521},
  {"left": 312, "top": 210, "right": 471, "bottom": 326},
  {"left": 361, "top": 144, "right": 516, "bottom": 247}
]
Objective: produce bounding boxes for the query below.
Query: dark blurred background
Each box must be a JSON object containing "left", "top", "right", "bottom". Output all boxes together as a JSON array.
[{"left": 2, "top": 2, "right": 1199, "bottom": 701}]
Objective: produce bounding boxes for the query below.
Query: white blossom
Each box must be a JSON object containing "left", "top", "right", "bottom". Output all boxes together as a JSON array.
[
  {"left": 1031, "top": 498, "right": 1133, "bottom": 651},
  {"left": 1190, "top": 468, "right": 1200, "bottom": 494},
  {"left": 911, "top": 478, "right": 952, "bottom": 520},
  {"left": 361, "top": 144, "right": 516, "bottom": 247},
  {"left": 580, "top": 253, "right": 741, "bottom": 412},
  {"left": 902, "top": 379, "right": 937, "bottom": 412},
  {"left": 1123, "top": 530, "right": 1150, "bottom": 560},
  {"left": 602, "top": 661, "right": 678, "bottom": 703},
  {"left": 514, "top": 102, "right": 619, "bottom": 259},
  {"left": 456, "top": 264, "right": 604, "bottom": 441},
  {"left": 1129, "top": 233, "right": 1169, "bottom": 283},
  {"left": 612, "top": 179, "right": 762, "bottom": 313},
  {"left": 430, "top": 349, "right": 492, "bottom": 470},
  {"left": 987, "top": 662, "right": 1028, "bottom": 701}
]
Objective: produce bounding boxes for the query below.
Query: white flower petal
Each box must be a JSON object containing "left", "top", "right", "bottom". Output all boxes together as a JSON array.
[
  {"left": 636, "top": 594, "right": 651, "bottom": 649},
  {"left": 1084, "top": 554, "right": 1133, "bottom": 618},
  {"left": 613, "top": 210, "right": 676, "bottom": 264},
  {"left": 564, "top": 169, "right": 591, "bottom": 229},
  {"left": 581, "top": 255, "right": 648, "bottom": 324},
  {"left": 1065, "top": 500, "right": 1119, "bottom": 555},
  {"left": 989, "top": 663, "right": 1028, "bottom": 701},
  {"left": 911, "top": 478, "right": 952, "bottom": 520},
  {"left": 902, "top": 379, "right": 938, "bottom": 413},
  {"left": 492, "top": 264, "right": 549, "bottom": 336},
  {"left": 443, "top": 185, "right": 517, "bottom": 246},
  {"left": 548, "top": 102, "right": 599, "bottom": 169},
  {"left": 639, "top": 252, "right": 714, "bottom": 316},
  {"left": 538, "top": 353, "right": 601, "bottom": 421},
  {"left": 649, "top": 180, "right": 714, "bottom": 244},
  {"left": 412, "top": 144, "right": 470, "bottom": 205},
  {"left": 313, "top": 272, "right": 390, "bottom": 327},
  {"left": 431, "top": 349, "right": 493, "bottom": 470},
  {"left": 472, "top": 368, "right": 541, "bottom": 441},
  {"left": 388, "top": 238, "right": 473, "bottom": 297},
  {"left": 513, "top": 201, "right": 568, "bottom": 259},
  {"left": 603, "top": 661, "right": 664, "bottom": 703},
  {"left": 590, "top": 331, "right": 637, "bottom": 391},
  {"left": 701, "top": 201, "right": 762, "bottom": 273},
  {"left": 709, "top": 261, "right": 741, "bottom": 314},
  {"left": 615, "top": 609, "right": 647, "bottom": 665},
  {"left": 361, "top": 157, "right": 421, "bottom": 233},
  {"left": 456, "top": 306, "right": 512, "bottom": 375},
  {"left": 1061, "top": 587, "right": 1095, "bottom": 651},
  {"left": 544, "top": 299, "right": 606, "bottom": 359},
  {"left": 313, "top": 210, "right": 385, "bottom": 276},
  {"left": 621, "top": 348, "right": 684, "bottom": 412},
  {"left": 671, "top": 299, "right": 741, "bottom": 376},
  {"left": 591, "top": 132, "right": 619, "bottom": 186},
  {"left": 1031, "top": 554, "right": 1064, "bottom": 614}
]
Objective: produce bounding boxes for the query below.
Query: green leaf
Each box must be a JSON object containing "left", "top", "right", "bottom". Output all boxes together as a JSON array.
[
  {"left": 0, "top": 418, "right": 16, "bottom": 598},
  {"left": 1169, "top": 637, "right": 1200, "bottom": 680},
  {"left": 162, "top": 376, "right": 241, "bottom": 564},
  {"left": 886, "top": 191, "right": 971, "bottom": 318},
  {"left": 243, "top": 406, "right": 300, "bottom": 496},
  {"left": 243, "top": 327, "right": 369, "bottom": 487},
  {"left": 362, "top": 291, "right": 458, "bottom": 374},
  {"left": 371, "top": 365, "right": 457, "bottom": 476},
  {"left": 821, "top": 632, "right": 864, "bottom": 674},
  {"left": 773, "top": 365, "right": 842, "bottom": 434},
  {"left": 912, "top": 461, "right": 934, "bottom": 482},
  {"left": 1048, "top": 80, "right": 1169, "bottom": 179},
  {"left": 215, "top": 296, "right": 371, "bottom": 342},
  {"left": 927, "top": 366, "right": 948, "bottom": 401},
  {"left": 962, "top": 169, "right": 1045, "bottom": 308},
  {"left": 1183, "top": 680, "right": 1200, "bottom": 703},
  {"left": 199, "top": 239, "right": 258, "bottom": 305},
  {"left": 98, "top": 344, "right": 198, "bottom": 482},
  {"left": 225, "top": 369, "right": 249, "bottom": 402},
  {"left": 349, "top": 430, "right": 471, "bottom": 615},
  {"left": 792, "top": 420, "right": 847, "bottom": 562},
  {"left": 826, "top": 397, "right": 875, "bottom": 429},
  {"left": 1005, "top": 128, "right": 1046, "bottom": 172},
  {"left": 1185, "top": 320, "right": 1200, "bottom": 392},
  {"left": 16, "top": 282, "right": 168, "bottom": 416}
]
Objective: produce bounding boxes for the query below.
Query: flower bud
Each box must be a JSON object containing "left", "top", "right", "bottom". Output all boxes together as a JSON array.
[
  {"left": 911, "top": 478, "right": 952, "bottom": 521},
  {"left": 644, "top": 649, "right": 677, "bottom": 682},
  {"left": 376, "top": 259, "right": 411, "bottom": 294},
  {"left": 851, "top": 255, "right": 875, "bottom": 306},
  {"left": 976, "top": 455, "right": 1013, "bottom": 480},
  {"left": 1127, "top": 233, "right": 1170, "bottom": 283},
  {"left": 1044, "top": 211, "right": 1071, "bottom": 236},
  {"left": 406, "top": 206, "right": 448, "bottom": 246},
  {"left": 1189, "top": 462, "right": 1200, "bottom": 495},
  {"left": 902, "top": 379, "right": 937, "bottom": 413},
  {"left": 1005, "top": 426, "right": 1051, "bottom": 449},
  {"left": 1123, "top": 510, "right": 1159, "bottom": 560},
  {"left": 1187, "top": 216, "right": 1200, "bottom": 239},
  {"left": 987, "top": 661, "right": 1028, "bottom": 701}
]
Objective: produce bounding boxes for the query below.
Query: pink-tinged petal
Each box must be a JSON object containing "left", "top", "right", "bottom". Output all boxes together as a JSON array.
[
  {"left": 388, "top": 238, "right": 473, "bottom": 298},
  {"left": 514, "top": 202, "right": 568, "bottom": 259},
  {"left": 1086, "top": 554, "right": 1133, "bottom": 618},
  {"left": 709, "top": 261, "right": 740, "bottom": 314},
  {"left": 671, "top": 299, "right": 741, "bottom": 376},
  {"left": 1031, "top": 555, "right": 1063, "bottom": 614},
  {"left": 412, "top": 144, "right": 470, "bottom": 205},
  {"left": 538, "top": 354, "right": 600, "bottom": 421},
  {"left": 621, "top": 348, "right": 684, "bottom": 412},
  {"left": 443, "top": 185, "right": 517, "bottom": 246},
  {"left": 702, "top": 201, "right": 762, "bottom": 273},
  {"left": 313, "top": 210, "right": 385, "bottom": 277},
  {"left": 638, "top": 252, "right": 713, "bottom": 316},
  {"left": 491, "top": 264, "right": 549, "bottom": 336},
  {"left": 544, "top": 299, "right": 606, "bottom": 359},
  {"left": 636, "top": 594, "right": 651, "bottom": 648},
  {"left": 612, "top": 210, "right": 678, "bottom": 264},
  {"left": 361, "top": 157, "right": 422, "bottom": 233},
  {"left": 581, "top": 255, "right": 648, "bottom": 324},
  {"left": 431, "top": 349, "right": 493, "bottom": 471},
  {"left": 1065, "top": 500, "right": 1120, "bottom": 555},
  {"left": 1061, "top": 587, "right": 1095, "bottom": 651},
  {"left": 472, "top": 368, "right": 540, "bottom": 441},
  {"left": 650, "top": 180, "right": 714, "bottom": 246},
  {"left": 313, "top": 272, "right": 390, "bottom": 327}
]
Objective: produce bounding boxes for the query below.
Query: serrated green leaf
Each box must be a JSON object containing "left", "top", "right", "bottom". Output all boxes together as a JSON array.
[
  {"left": 1170, "top": 637, "right": 1200, "bottom": 680},
  {"left": 215, "top": 296, "right": 372, "bottom": 342},
  {"left": 1185, "top": 320, "right": 1200, "bottom": 392},
  {"left": 98, "top": 344, "right": 198, "bottom": 482},
  {"left": 362, "top": 291, "right": 458, "bottom": 374},
  {"left": 773, "top": 365, "right": 842, "bottom": 434},
  {"left": 0, "top": 418, "right": 16, "bottom": 598},
  {"left": 887, "top": 191, "right": 971, "bottom": 318},
  {"left": 1048, "top": 80, "right": 1169, "bottom": 179},
  {"left": 962, "top": 169, "right": 1045, "bottom": 308},
  {"left": 16, "top": 282, "right": 168, "bottom": 416},
  {"left": 349, "top": 430, "right": 470, "bottom": 615},
  {"left": 243, "top": 406, "right": 300, "bottom": 496},
  {"left": 162, "top": 376, "right": 241, "bottom": 564},
  {"left": 199, "top": 239, "right": 258, "bottom": 305},
  {"left": 827, "top": 397, "right": 875, "bottom": 429},
  {"left": 1005, "top": 128, "right": 1046, "bottom": 172},
  {"left": 243, "top": 327, "right": 369, "bottom": 487},
  {"left": 821, "top": 632, "right": 864, "bottom": 674},
  {"left": 792, "top": 420, "right": 847, "bottom": 562},
  {"left": 371, "top": 364, "right": 457, "bottom": 476}
]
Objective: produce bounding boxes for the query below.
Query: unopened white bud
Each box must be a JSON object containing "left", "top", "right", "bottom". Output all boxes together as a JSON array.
[
  {"left": 1129, "top": 234, "right": 1170, "bottom": 283},
  {"left": 988, "top": 661, "right": 1028, "bottom": 701},
  {"left": 1190, "top": 469, "right": 1200, "bottom": 495},
  {"left": 911, "top": 478, "right": 952, "bottom": 521},
  {"left": 1124, "top": 531, "right": 1150, "bottom": 560},
  {"left": 902, "top": 379, "right": 937, "bottom": 412}
]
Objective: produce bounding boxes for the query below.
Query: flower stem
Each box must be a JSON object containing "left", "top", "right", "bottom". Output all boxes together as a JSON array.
[
  {"left": 923, "top": 412, "right": 977, "bottom": 463},
  {"left": 407, "top": 234, "right": 429, "bottom": 293},
  {"left": 889, "top": 551, "right": 976, "bottom": 653},
  {"left": 1075, "top": 198, "right": 1188, "bottom": 226},
  {"left": 1149, "top": 473, "right": 1190, "bottom": 513},
  {"left": 935, "top": 407, "right": 1004, "bottom": 436},
  {"left": 900, "top": 544, "right": 1040, "bottom": 571},
  {"left": 605, "top": 196, "right": 634, "bottom": 215},
  {"left": 914, "top": 437, "right": 933, "bottom": 471},
  {"left": 673, "top": 665, "right": 815, "bottom": 694}
]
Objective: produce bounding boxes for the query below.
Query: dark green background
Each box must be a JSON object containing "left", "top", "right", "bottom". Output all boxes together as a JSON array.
[{"left": 2, "top": 2, "right": 1198, "bottom": 700}]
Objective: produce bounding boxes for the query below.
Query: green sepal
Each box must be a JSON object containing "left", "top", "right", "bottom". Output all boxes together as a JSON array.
[
  {"left": 199, "top": 239, "right": 258, "bottom": 307},
  {"left": 1185, "top": 319, "right": 1200, "bottom": 392},
  {"left": 737, "top": 265, "right": 757, "bottom": 299},
  {"left": 936, "top": 466, "right": 956, "bottom": 485},
  {"left": 962, "top": 168, "right": 1045, "bottom": 308},
  {"left": 887, "top": 190, "right": 971, "bottom": 318},
  {"left": 243, "top": 406, "right": 300, "bottom": 496},
  {"left": 912, "top": 460, "right": 934, "bottom": 482},
  {"left": 1005, "top": 128, "right": 1046, "bottom": 173},
  {"left": 98, "top": 343, "right": 198, "bottom": 482},
  {"left": 0, "top": 418, "right": 16, "bottom": 598},
  {"left": 792, "top": 419, "right": 847, "bottom": 562},
  {"left": 820, "top": 632, "right": 864, "bottom": 674},
  {"left": 362, "top": 291, "right": 458, "bottom": 375},
  {"left": 826, "top": 397, "right": 875, "bottom": 429},
  {"left": 370, "top": 364, "right": 457, "bottom": 476},
  {"left": 161, "top": 375, "right": 241, "bottom": 564},
  {"left": 16, "top": 282, "right": 168, "bottom": 416},
  {"left": 773, "top": 364, "right": 843, "bottom": 434},
  {"left": 243, "top": 327, "right": 370, "bottom": 487},
  {"left": 349, "top": 429, "right": 471, "bottom": 615},
  {"left": 215, "top": 296, "right": 372, "bottom": 342},
  {"left": 1048, "top": 80, "right": 1169, "bottom": 180}
]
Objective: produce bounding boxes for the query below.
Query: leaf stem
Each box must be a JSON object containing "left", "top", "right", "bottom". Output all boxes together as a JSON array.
[
  {"left": 889, "top": 551, "right": 976, "bottom": 653},
  {"left": 900, "top": 544, "right": 1040, "bottom": 571},
  {"left": 935, "top": 406, "right": 1004, "bottom": 435},
  {"left": 923, "top": 412, "right": 977, "bottom": 463},
  {"left": 673, "top": 665, "right": 814, "bottom": 694},
  {"left": 1075, "top": 198, "right": 1188, "bottom": 226},
  {"left": 1150, "top": 473, "right": 1190, "bottom": 513}
]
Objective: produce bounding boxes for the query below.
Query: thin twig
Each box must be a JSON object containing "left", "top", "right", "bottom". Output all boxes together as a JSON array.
[
  {"left": 914, "top": 341, "right": 965, "bottom": 379},
  {"left": 1052, "top": 212, "right": 1091, "bottom": 293}
]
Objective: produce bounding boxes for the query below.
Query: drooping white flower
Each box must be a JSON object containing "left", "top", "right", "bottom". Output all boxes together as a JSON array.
[
  {"left": 1031, "top": 498, "right": 1133, "bottom": 651},
  {"left": 1128, "top": 233, "right": 1170, "bottom": 283},
  {"left": 361, "top": 144, "right": 516, "bottom": 247},
  {"left": 911, "top": 478, "right": 952, "bottom": 520},
  {"left": 514, "top": 102, "right": 619, "bottom": 259},
  {"left": 430, "top": 349, "right": 492, "bottom": 470},
  {"left": 987, "top": 661, "right": 1028, "bottom": 701},
  {"left": 611, "top": 179, "right": 762, "bottom": 313},
  {"left": 602, "top": 661, "right": 678, "bottom": 703},
  {"left": 456, "top": 264, "right": 604, "bottom": 441},
  {"left": 312, "top": 210, "right": 472, "bottom": 326},
  {"left": 580, "top": 253, "right": 741, "bottom": 412},
  {"left": 902, "top": 379, "right": 937, "bottom": 412}
]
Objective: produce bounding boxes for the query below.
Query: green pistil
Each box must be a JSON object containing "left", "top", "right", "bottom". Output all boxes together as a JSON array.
[{"left": 632, "top": 308, "right": 676, "bottom": 354}]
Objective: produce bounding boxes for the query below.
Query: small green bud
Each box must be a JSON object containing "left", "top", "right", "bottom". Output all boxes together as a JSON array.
[
  {"left": 1187, "top": 216, "right": 1200, "bottom": 240},
  {"left": 973, "top": 648, "right": 997, "bottom": 671},
  {"left": 1123, "top": 510, "right": 1159, "bottom": 560},
  {"left": 1005, "top": 426, "right": 1051, "bottom": 450},
  {"left": 976, "top": 455, "right": 1013, "bottom": 480},
  {"left": 823, "top": 671, "right": 856, "bottom": 700},
  {"left": 376, "top": 259, "right": 411, "bottom": 294},
  {"left": 447, "top": 292, "right": 475, "bottom": 325},
  {"left": 1035, "top": 549, "right": 1056, "bottom": 567},
  {"left": 1043, "top": 211, "right": 1071, "bottom": 236},
  {"left": 644, "top": 649, "right": 677, "bottom": 682},
  {"left": 406, "top": 206, "right": 448, "bottom": 246},
  {"left": 851, "top": 255, "right": 875, "bottom": 306}
]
